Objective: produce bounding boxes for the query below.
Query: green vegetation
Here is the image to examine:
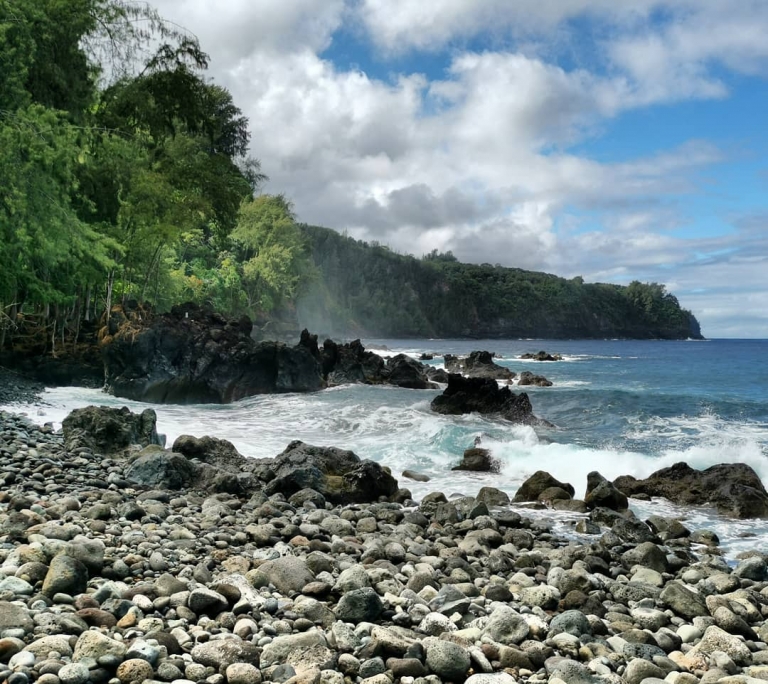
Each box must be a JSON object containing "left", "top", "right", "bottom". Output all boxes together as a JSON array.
[
  {"left": 0, "top": 0, "right": 302, "bottom": 351},
  {"left": 0, "top": 0, "right": 701, "bottom": 350},
  {"left": 297, "top": 226, "right": 703, "bottom": 340}
]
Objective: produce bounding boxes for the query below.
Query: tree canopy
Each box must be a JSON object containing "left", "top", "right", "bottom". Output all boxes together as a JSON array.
[{"left": 0, "top": 0, "right": 303, "bottom": 351}]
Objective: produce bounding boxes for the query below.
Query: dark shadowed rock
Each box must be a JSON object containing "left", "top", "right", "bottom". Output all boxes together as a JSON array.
[
  {"left": 263, "top": 441, "right": 399, "bottom": 504},
  {"left": 444, "top": 351, "right": 515, "bottom": 380},
  {"left": 517, "top": 371, "right": 552, "bottom": 387},
  {"left": 614, "top": 462, "right": 768, "bottom": 518},
  {"left": 334, "top": 587, "right": 384, "bottom": 623},
  {"left": 513, "top": 471, "right": 574, "bottom": 503},
  {"left": 431, "top": 374, "right": 540, "bottom": 424},
  {"left": 585, "top": 471, "right": 628, "bottom": 511},
  {"left": 125, "top": 449, "right": 197, "bottom": 490},
  {"left": 452, "top": 448, "right": 500, "bottom": 473},
  {"left": 62, "top": 406, "right": 162, "bottom": 454},
  {"left": 385, "top": 354, "right": 436, "bottom": 389},
  {"left": 322, "top": 338, "right": 385, "bottom": 386},
  {"left": 172, "top": 434, "right": 247, "bottom": 471},
  {"left": 476, "top": 487, "right": 511, "bottom": 506},
  {"left": 520, "top": 351, "right": 562, "bottom": 361},
  {"left": 102, "top": 303, "right": 325, "bottom": 403}
]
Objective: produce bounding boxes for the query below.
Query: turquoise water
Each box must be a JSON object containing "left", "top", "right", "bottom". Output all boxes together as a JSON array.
[{"left": 5, "top": 338, "right": 768, "bottom": 557}]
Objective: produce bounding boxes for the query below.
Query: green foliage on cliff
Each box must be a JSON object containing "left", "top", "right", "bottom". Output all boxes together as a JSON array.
[
  {"left": 296, "top": 225, "right": 703, "bottom": 340},
  {"left": 0, "top": 0, "right": 292, "bottom": 350}
]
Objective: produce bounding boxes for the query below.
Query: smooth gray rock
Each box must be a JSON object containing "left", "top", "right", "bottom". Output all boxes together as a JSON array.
[
  {"left": 425, "top": 640, "right": 471, "bottom": 680},
  {"left": 42, "top": 555, "right": 88, "bottom": 598},
  {"left": 483, "top": 606, "right": 530, "bottom": 645},
  {"left": 249, "top": 556, "right": 315, "bottom": 595},
  {"left": 334, "top": 587, "right": 383, "bottom": 623},
  {"left": 0, "top": 602, "right": 33, "bottom": 634},
  {"left": 660, "top": 581, "right": 709, "bottom": 619},
  {"left": 549, "top": 610, "right": 592, "bottom": 637},
  {"left": 190, "top": 639, "right": 261, "bottom": 670}
]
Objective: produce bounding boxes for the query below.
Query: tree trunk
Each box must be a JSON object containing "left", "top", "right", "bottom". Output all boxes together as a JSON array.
[
  {"left": 140, "top": 242, "right": 164, "bottom": 302},
  {"left": 105, "top": 271, "right": 115, "bottom": 324},
  {"left": 84, "top": 286, "right": 92, "bottom": 322}
]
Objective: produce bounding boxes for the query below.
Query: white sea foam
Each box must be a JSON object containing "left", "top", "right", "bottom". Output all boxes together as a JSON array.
[{"left": 5, "top": 372, "right": 768, "bottom": 560}]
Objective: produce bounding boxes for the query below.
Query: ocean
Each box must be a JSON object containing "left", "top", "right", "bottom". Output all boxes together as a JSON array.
[{"left": 4, "top": 338, "right": 768, "bottom": 559}]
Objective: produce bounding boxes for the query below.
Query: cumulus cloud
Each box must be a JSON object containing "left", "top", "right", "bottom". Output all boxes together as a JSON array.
[{"left": 143, "top": 0, "right": 768, "bottom": 336}]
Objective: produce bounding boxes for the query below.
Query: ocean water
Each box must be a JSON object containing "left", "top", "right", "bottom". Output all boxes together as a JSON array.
[{"left": 4, "top": 338, "right": 768, "bottom": 559}]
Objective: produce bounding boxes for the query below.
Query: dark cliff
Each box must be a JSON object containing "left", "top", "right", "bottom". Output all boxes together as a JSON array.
[{"left": 296, "top": 225, "right": 704, "bottom": 340}]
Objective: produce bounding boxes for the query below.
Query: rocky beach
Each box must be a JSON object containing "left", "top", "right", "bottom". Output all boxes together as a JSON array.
[{"left": 3, "top": 404, "right": 768, "bottom": 684}]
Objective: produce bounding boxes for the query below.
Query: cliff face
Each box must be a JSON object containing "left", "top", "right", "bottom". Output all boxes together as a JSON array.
[{"left": 297, "top": 225, "right": 704, "bottom": 340}]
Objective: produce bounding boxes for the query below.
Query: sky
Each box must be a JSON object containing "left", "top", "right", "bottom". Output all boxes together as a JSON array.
[{"left": 147, "top": 0, "right": 768, "bottom": 338}]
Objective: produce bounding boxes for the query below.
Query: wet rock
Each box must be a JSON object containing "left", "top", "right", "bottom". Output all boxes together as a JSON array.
[
  {"left": 263, "top": 441, "right": 399, "bottom": 504},
  {"left": 584, "top": 471, "right": 628, "bottom": 511},
  {"left": 445, "top": 351, "right": 515, "bottom": 381},
  {"left": 431, "top": 374, "right": 540, "bottom": 424},
  {"left": 451, "top": 447, "right": 499, "bottom": 473},
  {"left": 513, "top": 471, "right": 575, "bottom": 503},
  {"left": 62, "top": 405, "right": 162, "bottom": 454},
  {"left": 614, "top": 461, "right": 768, "bottom": 519}
]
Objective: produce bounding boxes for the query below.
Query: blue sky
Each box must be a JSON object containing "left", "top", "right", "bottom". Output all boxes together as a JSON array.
[{"left": 151, "top": 0, "right": 768, "bottom": 337}]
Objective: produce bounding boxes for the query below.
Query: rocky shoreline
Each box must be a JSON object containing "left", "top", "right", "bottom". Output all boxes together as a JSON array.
[
  {"left": 4, "top": 408, "right": 768, "bottom": 684},
  {"left": 0, "top": 367, "right": 45, "bottom": 407}
]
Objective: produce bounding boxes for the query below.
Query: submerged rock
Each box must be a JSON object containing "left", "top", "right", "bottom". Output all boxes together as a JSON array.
[{"left": 520, "top": 350, "right": 563, "bottom": 361}]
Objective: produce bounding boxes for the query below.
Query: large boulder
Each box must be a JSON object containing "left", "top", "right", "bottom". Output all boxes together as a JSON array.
[
  {"left": 124, "top": 449, "right": 197, "bottom": 490},
  {"left": 431, "top": 374, "right": 540, "bottom": 424},
  {"left": 62, "top": 405, "right": 163, "bottom": 454},
  {"left": 584, "top": 471, "right": 628, "bottom": 511},
  {"left": 444, "top": 351, "right": 514, "bottom": 381},
  {"left": 614, "top": 462, "right": 768, "bottom": 518},
  {"left": 385, "top": 354, "right": 436, "bottom": 389},
  {"left": 517, "top": 370, "right": 552, "bottom": 387},
  {"left": 321, "top": 339, "right": 386, "bottom": 386},
  {"left": 513, "top": 471, "right": 574, "bottom": 503},
  {"left": 101, "top": 303, "right": 325, "bottom": 403},
  {"left": 263, "top": 441, "right": 399, "bottom": 504},
  {"left": 172, "top": 434, "right": 247, "bottom": 471},
  {"left": 126, "top": 436, "right": 262, "bottom": 495},
  {"left": 321, "top": 342, "right": 434, "bottom": 389}
]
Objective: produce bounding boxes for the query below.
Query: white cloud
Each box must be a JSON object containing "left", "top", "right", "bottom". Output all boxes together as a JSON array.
[
  {"left": 141, "top": 0, "right": 768, "bottom": 336},
  {"left": 151, "top": 0, "right": 346, "bottom": 62},
  {"left": 355, "top": 0, "right": 667, "bottom": 53}
]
